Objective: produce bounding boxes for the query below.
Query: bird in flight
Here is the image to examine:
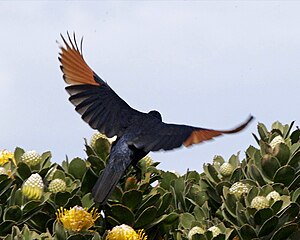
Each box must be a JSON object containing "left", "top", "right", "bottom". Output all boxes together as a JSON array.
[{"left": 58, "top": 33, "right": 253, "bottom": 205}]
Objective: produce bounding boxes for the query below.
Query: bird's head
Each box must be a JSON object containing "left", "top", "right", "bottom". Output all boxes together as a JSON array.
[{"left": 148, "top": 110, "right": 162, "bottom": 121}]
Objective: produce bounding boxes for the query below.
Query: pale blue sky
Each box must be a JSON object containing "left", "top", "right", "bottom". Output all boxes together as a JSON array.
[{"left": 1, "top": 2, "right": 299, "bottom": 173}]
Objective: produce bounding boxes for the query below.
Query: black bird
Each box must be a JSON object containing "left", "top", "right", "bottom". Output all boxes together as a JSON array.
[{"left": 58, "top": 33, "right": 253, "bottom": 205}]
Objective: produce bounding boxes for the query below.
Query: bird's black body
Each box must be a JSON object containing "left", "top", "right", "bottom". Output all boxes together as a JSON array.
[{"left": 59, "top": 33, "right": 254, "bottom": 205}]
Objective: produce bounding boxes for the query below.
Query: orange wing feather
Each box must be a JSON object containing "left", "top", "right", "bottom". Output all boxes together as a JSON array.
[
  {"left": 183, "top": 116, "right": 254, "bottom": 147},
  {"left": 59, "top": 33, "right": 99, "bottom": 86}
]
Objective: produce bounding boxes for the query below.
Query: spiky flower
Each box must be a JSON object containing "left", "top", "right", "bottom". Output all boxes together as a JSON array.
[
  {"left": 208, "top": 226, "right": 221, "bottom": 237},
  {"left": 106, "top": 224, "right": 147, "bottom": 240},
  {"left": 229, "top": 182, "right": 249, "bottom": 198},
  {"left": 266, "top": 191, "right": 281, "bottom": 202},
  {"left": 56, "top": 206, "right": 100, "bottom": 232},
  {"left": 49, "top": 178, "right": 67, "bottom": 193},
  {"left": 21, "top": 150, "right": 42, "bottom": 166},
  {"left": 251, "top": 196, "right": 269, "bottom": 210},
  {"left": 269, "top": 135, "right": 285, "bottom": 149},
  {"left": 0, "top": 167, "right": 7, "bottom": 175},
  {"left": 22, "top": 173, "right": 44, "bottom": 199},
  {"left": 90, "top": 132, "right": 116, "bottom": 148},
  {"left": 188, "top": 226, "right": 205, "bottom": 239},
  {"left": 219, "top": 163, "right": 234, "bottom": 177},
  {"left": 0, "top": 149, "right": 14, "bottom": 165}
]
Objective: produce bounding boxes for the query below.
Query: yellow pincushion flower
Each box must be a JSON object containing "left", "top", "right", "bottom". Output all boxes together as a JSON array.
[
  {"left": 106, "top": 224, "right": 147, "bottom": 240},
  {"left": 56, "top": 206, "right": 100, "bottom": 232},
  {"left": 0, "top": 149, "right": 14, "bottom": 165},
  {"left": 22, "top": 173, "right": 44, "bottom": 199}
]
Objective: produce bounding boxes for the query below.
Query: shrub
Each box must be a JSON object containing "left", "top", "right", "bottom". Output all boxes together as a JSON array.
[{"left": 1, "top": 121, "right": 300, "bottom": 239}]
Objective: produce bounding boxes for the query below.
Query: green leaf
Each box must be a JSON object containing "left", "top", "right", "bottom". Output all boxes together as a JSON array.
[
  {"left": 288, "top": 151, "right": 300, "bottom": 168},
  {"left": 106, "top": 216, "right": 121, "bottom": 227},
  {"left": 68, "top": 158, "right": 86, "bottom": 180},
  {"left": 258, "top": 216, "right": 279, "bottom": 237},
  {"left": 147, "top": 212, "right": 178, "bottom": 228},
  {"left": 111, "top": 204, "right": 135, "bottom": 226},
  {"left": 52, "top": 170, "right": 66, "bottom": 180},
  {"left": 186, "top": 171, "right": 200, "bottom": 183},
  {"left": 271, "top": 223, "right": 298, "bottom": 240},
  {"left": 3, "top": 205, "right": 22, "bottom": 221},
  {"left": 11, "top": 225, "right": 21, "bottom": 239},
  {"left": 67, "top": 234, "right": 86, "bottom": 240},
  {"left": 0, "top": 220, "right": 15, "bottom": 236},
  {"left": 274, "top": 166, "right": 295, "bottom": 186},
  {"left": 179, "top": 212, "right": 195, "bottom": 229},
  {"left": 135, "top": 206, "right": 157, "bottom": 229},
  {"left": 137, "top": 193, "right": 160, "bottom": 214},
  {"left": 122, "top": 189, "right": 143, "bottom": 210},
  {"left": 249, "top": 165, "right": 269, "bottom": 186},
  {"left": 273, "top": 143, "right": 290, "bottom": 166},
  {"left": 204, "top": 164, "right": 221, "bottom": 184},
  {"left": 22, "top": 200, "right": 43, "bottom": 216},
  {"left": 159, "top": 172, "right": 178, "bottom": 190},
  {"left": 254, "top": 208, "right": 273, "bottom": 226},
  {"left": 261, "top": 155, "right": 281, "bottom": 179},
  {"left": 290, "top": 129, "right": 300, "bottom": 144},
  {"left": 157, "top": 192, "right": 172, "bottom": 216},
  {"left": 27, "top": 212, "right": 50, "bottom": 232},
  {"left": 257, "top": 123, "right": 269, "bottom": 141},
  {"left": 94, "top": 138, "right": 111, "bottom": 161},
  {"left": 16, "top": 162, "right": 31, "bottom": 181},
  {"left": 109, "top": 185, "right": 123, "bottom": 202},
  {"left": 55, "top": 192, "right": 72, "bottom": 207},
  {"left": 41, "top": 151, "right": 52, "bottom": 168},
  {"left": 288, "top": 174, "right": 300, "bottom": 191},
  {"left": 195, "top": 206, "right": 209, "bottom": 222},
  {"left": 238, "top": 224, "right": 257, "bottom": 240},
  {"left": 81, "top": 193, "right": 94, "bottom": 208},
  {"left": 81, "top": 168, "right": 98, "bottom": 195},
  {"left": 54, "top": 221, "right": 67, "bottom": 240},
  {"left": 65, "top": 195, "right": 82, "bottom": 209},
  {"left": 14, "top": 147, "right": 25, "bottom": 164},
  {"left": 87, "top": 155, "right": 105, "bottom": 174}
]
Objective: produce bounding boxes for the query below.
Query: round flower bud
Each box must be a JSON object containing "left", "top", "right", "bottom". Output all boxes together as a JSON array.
[
  {"left": 90, "top": 132, "right": 116, "bottom": 148},
  {"left": 269, "top": 136, "right": 284, "bottom": 149},
  {"left": 229, "top": 182, "right": 249, "bottom": 198},
  {"left": 219, "top": 163, "right": 234, "bottom": 177},
  {"left": 21, "top": 150, "right": 42, "bottom": 166},
  {"left": 251, "top": 196, "right": 269, "bottom": 210},
  {"left": 188, "top": 226, "right": 205, "bottom": 239},
  {"left": 22, "top": 173, "right": 44, "bottom": 199},
  {"left": 0, "top": 167, "right": 7, "bottom": 175},
  {"left": 266, "top": 191, "right": 281, "bottom": 202},
  {"left": 208, "top": 226, "right": 221, "bottom": 237},
  {"left": 49, "top": 178, "right": 66, "bottom": 193}
]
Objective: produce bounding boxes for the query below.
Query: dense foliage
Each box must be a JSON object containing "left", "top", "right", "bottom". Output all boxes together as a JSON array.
[{"left": 0, "top": 121, "right": 300, "bottom": 240}]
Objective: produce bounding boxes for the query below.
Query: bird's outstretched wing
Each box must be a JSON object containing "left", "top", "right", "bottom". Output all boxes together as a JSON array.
[
  {"left": 130, "top": 116, "right": 254, "bottom": 152},
  {"left": 59, "top": 33, "right": 146, "bottom": 138}
]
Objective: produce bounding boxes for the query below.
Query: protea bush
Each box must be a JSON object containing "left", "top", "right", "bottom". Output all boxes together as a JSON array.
[{"left": 1, "top": 121, "right": 300, "bottom": 239}]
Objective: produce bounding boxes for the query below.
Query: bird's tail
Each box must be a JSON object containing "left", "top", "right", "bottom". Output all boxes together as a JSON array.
[{"left": 92, "top": 163, "right": 126, "bottom": 205}]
